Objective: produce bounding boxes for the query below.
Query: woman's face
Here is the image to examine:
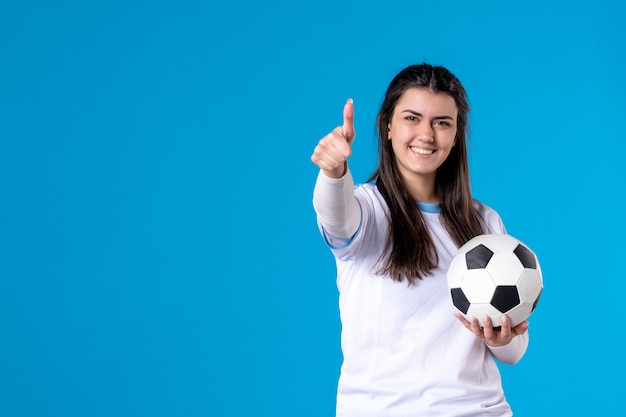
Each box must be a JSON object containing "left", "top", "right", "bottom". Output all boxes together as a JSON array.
[{"left": 388, "top": 87, "right": 458, "bottom": 194}]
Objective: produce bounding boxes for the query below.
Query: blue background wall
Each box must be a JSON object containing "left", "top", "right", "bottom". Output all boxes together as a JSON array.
[{"left": 1, "top": 0, "right": 624, "bottom": 415}]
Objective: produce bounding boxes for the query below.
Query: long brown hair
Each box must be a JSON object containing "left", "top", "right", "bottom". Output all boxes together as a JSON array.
[{"left": 368, "top": 63, "right": 484, "bottom": 284}]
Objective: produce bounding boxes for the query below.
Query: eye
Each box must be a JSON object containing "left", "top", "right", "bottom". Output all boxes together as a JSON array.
[
  {"left": 435, "top": 120, "right": 451, "bottom": 127},
  {"left": 404, "top": 115, "right": 418, "bottom": 121}
]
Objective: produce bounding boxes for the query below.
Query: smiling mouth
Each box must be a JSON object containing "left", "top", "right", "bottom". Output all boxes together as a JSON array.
[{"left": 410, "top": 146, "right": 435, "bottom": 155}]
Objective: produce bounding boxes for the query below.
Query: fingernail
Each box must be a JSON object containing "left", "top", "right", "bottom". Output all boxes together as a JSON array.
[
  {"left": 502, "top": 315, "right": 508, "bottom": 323},
  {"left": 348, "top": 98, "right": 353, "bottom": 104}
]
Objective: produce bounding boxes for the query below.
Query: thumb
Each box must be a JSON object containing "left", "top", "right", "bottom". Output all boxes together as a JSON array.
[{"left": 342, "top": 98, "right": 356, "bottom": 144}]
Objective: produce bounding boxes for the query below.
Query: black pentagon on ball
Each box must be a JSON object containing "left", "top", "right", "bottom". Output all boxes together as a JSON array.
[
  {"left": 513, "top": 244, "right": 537, "bottom": 269},
  {"left": 450, "top": 288, "right": 470, "bottom": 314},
  {"left": 465, "top": 244, "right": 494, "bottom": 269},
  {"left": 491, "top": 285, "right": 520, "bottom": 313}
]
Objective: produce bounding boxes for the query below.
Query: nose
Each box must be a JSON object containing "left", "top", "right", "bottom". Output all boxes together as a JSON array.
[{"left": 417, "top": 123, "right": 434, "bottom": 142}]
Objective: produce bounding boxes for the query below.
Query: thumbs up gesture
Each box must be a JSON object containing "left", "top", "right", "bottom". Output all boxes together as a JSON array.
[{"left": 311, "top": 98, "right": 356, "bottom": 179}]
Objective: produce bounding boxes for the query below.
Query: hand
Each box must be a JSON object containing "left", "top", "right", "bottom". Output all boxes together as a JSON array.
[
  {"left": 311, "top": 98, "right": 356, "bottom": 179},
  {"left": 455, "top": 313, "right": 529, "bottom": 348}
]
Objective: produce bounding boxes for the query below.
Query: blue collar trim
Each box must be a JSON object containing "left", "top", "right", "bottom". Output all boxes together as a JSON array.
[
  {"left": 368, "top": 177, "right": 441, "bottom": 213},
  {"left": 417, "top": 202, "right": 441, "bottom": 213}
]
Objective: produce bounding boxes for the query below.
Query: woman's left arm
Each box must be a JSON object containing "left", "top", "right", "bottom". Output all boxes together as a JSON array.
[{"left": 455, "top": 313, "right": 529, "bottom": 365}]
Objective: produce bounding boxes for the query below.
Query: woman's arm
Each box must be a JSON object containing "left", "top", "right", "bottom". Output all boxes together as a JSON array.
[
  {"left": 456, "top": 313, "right": 530, "bottom": 365},
  {"left": 311, "top": 98, "right": 360, "bottom": 240},
  {"left": 487, "top": 331, "right": 529, "bottom": 365},
  {"left": 312, "top": 168, "right": 360, "bottom": 240}
]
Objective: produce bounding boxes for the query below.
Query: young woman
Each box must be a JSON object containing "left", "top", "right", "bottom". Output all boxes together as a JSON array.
[{"left": 311, "top": 63, "right": 529, "bottom": 416}]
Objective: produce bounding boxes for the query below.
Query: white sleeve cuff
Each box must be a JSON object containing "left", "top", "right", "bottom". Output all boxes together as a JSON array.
[{"left": 487, "top": 332, "right": 529, "bottom": 365}]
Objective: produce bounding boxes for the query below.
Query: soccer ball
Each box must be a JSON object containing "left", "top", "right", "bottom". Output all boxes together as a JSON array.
[{"left": 447, "top": 234, "right": 543, "bottom": 328}]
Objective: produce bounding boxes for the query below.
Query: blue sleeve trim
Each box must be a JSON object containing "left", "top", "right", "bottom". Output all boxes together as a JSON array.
[{"left": 321, "top": 198, "right": 363, "bottom": 250}]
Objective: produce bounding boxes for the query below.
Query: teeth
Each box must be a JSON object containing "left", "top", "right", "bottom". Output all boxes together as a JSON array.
[{"left": 411, "top": 147, "right": 434, "bottom": 155}]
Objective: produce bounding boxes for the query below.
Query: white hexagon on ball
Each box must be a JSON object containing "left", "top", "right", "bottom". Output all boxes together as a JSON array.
[
  {"left": 485, "top": 252, "right": 524, "bottom": 286},
  {"left": 460, "top": 269, "right": 496, "bottom": 304}
]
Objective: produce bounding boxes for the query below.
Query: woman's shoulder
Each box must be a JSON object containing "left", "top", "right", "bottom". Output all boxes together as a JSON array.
[
  {"left": 352, "top": 181, "right": 390, "bottom": 221},
  {"left": 354, "top": 180, "right": 382, "bottom": 200},
  {"left": 472, "top": 199, "right": 506, "bottom": 234},
  {"left": 472, "top": 199, "right": 498, "bottom": 214}
]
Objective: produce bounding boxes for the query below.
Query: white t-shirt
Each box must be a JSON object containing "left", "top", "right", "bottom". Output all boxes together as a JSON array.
[{"left": 313, "top": 170, "right": 528, "bottom": 417}]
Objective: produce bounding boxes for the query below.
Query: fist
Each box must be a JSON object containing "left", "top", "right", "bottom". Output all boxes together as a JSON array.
[{"left": 311, "top": 98, "right": 356, "bottom": 179}]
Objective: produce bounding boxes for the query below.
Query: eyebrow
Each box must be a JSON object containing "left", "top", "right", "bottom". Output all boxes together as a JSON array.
[{"left": 401, "top": 109, "right": 454, "bottom": 120}]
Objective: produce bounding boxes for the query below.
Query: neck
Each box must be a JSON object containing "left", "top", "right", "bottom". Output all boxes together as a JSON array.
[{"left": 404, "top": 174, "right": 438, "bottom": 203}]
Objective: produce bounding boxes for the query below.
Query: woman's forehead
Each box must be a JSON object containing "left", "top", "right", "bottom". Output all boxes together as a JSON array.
[{"left": 395, "top": 88, "right": 458, "bottom": 116}]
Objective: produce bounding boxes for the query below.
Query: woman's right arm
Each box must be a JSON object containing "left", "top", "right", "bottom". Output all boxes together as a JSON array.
[
  {"left": 312, "top": 169, "right": 360, "bottom": 240},
  {"left": 310, "top": 98, "right": 360, "bottom": 240}
]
